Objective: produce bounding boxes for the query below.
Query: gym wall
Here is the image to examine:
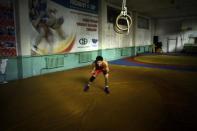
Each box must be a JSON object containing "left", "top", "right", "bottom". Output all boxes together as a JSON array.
[{"left": 1, "top": 0, "right": 152, "bottom": 81}]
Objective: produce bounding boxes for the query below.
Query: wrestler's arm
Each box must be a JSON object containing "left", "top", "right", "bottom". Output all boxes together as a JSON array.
[
  {"left": 91, "top": 62, "right": 96, "bottom": 74},
  {"left": 103, "top": 60, "right": 109, "bottom": 73}
]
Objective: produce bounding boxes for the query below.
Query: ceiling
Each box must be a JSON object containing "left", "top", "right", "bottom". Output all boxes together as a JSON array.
[{"left": 106, "top": 0, "right": 197, "bottom": 18}]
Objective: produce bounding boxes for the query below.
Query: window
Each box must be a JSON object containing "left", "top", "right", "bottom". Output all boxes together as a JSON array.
[{"left": 137, "top": 16, "right": 149, "bottom": 29}]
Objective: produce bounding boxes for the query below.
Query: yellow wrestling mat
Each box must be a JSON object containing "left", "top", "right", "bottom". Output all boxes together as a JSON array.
[
  {"left": 134, "top": 54, "right": 197, "bottom": 66},
  {"left": 1, "top": 64, "right": 197, "bottom": 130}
]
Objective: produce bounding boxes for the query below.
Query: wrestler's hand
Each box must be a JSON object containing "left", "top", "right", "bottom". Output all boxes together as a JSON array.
[{"left": 91, "top": 70, "right": 95, "bottom": 75}]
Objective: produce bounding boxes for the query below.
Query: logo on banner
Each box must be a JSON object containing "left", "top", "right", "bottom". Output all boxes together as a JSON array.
[
  {"left": 91, "top": 38, "right": 98, "bottom": 47},
  {"left": 79, "top": 38, "right": 88, "bottom": 45},
  {"left": 92, "top": 39, "right": 98, "bottom": 43}
]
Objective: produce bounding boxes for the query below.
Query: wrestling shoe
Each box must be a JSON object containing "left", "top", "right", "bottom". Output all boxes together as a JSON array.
[
  {"left": 104, "top": 86, "right": 110, "bottom": 94},
  {"left": 83, "top": 84, "right": 90, "bottom": 92}
]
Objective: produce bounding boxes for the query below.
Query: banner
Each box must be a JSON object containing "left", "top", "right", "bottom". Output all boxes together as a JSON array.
[
  {"left": 52, "top": 0, "right": 98, "bottom": 14},
  {"left": 29, "top": 0, "right": 98, "bottom": 55},
  {"left": 0, "top": 0, "right": 17, "bottom": 57}
]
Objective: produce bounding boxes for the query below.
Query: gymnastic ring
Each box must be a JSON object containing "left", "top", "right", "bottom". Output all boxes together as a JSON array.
[
  {"left": 114, "top": 24, "right": 127, "bottom": 34},
  {"left": 114, "top": 17, "right": 131, "bottom": 34},
  {"left": 114, "top": 21, "right": 131, "bottom": 34},
  {"left": 115, "top": 14, "right": 132, "bottom": 31},
  {"left": 116, "top": 14, "right": 132, "bottom": 31}
]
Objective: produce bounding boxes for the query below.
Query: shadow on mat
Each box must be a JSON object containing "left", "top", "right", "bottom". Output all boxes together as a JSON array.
[
  {"left": 74, "top": 76, "right": 88, "bottom": 84},
  {"left": 74, "top": 76, "right": 108, "bottom": 93}
]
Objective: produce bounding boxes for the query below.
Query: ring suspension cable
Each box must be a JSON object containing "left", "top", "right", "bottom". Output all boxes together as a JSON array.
[{"left": 115, "top": 0, "right": 132, "bottom": 35}]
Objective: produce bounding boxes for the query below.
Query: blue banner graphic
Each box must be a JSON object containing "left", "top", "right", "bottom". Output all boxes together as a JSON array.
[{"left": 51, "top": 0, "right": 98, "bottom": 14}]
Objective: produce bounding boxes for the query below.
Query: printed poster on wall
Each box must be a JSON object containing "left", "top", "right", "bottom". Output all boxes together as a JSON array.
[
  {"left": 0, "top": 0, "right": 17, "bottom": 57},
  {"left": 29, "top": 0, "right": 98, "bottom": 55}
]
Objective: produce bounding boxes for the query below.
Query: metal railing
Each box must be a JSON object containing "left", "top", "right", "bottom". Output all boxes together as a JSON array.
[{"left": 0, "top": 59, "right": 8, "bottom": 84}]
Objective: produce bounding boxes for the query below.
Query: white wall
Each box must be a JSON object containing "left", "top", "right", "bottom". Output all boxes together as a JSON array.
[
  {"left": 155, "top": 17, "right": 197, "bottom": 53},
  {"left": 135, "top": 14, "right": 152, "bottom": 46},
  {"left": 99, "top": 0, "right": 134, "bottom": 49},
  {"left": 99, "top": 0, "right": 154, "bottom": 49},
  {"left": 181, "top": 18, "right": 197, "bottom": 44},
  {"left": 17, "top": 0, "right": 32, "bottom": 56}
]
